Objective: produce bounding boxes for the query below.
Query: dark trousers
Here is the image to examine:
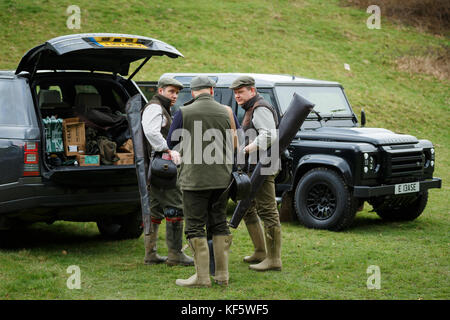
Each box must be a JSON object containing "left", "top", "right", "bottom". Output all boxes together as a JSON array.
[
  {"left": 183, "top": 188, "right": 230, "bottom": 239},
  {"left": 148, "top": 183, "right": 183, "bottom": 221}
]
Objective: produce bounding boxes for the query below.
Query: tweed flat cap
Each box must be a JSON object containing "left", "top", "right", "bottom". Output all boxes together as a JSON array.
[
  {"left": 190, "top": 76, "right": 216, "bottom": 90},
  {"left": 229, "top": 75, "right": 255, "bottom": 89},
  {"left": 157, "top": 77, "right": 184, "bottom": 89}
]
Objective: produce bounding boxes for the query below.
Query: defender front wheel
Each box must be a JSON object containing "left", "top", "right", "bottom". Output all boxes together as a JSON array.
[{"left": 294, "top": 168, "right": 357, "bottom": 231}]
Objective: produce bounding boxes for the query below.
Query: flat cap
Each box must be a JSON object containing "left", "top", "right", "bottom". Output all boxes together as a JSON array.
[
  {"left": 229, "top": 75, "right": 255, "bottom": 89},
  {"left": 190, "top": 75, "right": 216, "bottom": 91},
  {"left": 157, "top": 77, "right": 183, "bottom": 89}
]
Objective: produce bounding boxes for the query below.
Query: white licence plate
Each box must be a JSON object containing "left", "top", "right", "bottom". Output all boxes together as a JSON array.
[{"left": 394, "top": 182, "right": 420, "bottom": 195}]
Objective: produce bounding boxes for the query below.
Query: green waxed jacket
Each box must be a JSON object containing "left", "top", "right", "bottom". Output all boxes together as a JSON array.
[{"left": 178, "top": 93, "right": 232, "bottom": 191}]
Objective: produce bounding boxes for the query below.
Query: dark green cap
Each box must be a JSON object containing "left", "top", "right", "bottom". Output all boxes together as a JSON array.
[
  {"left": 229, "top": 75, "right": 255, "bottom": 89},
  {"left": 157, "top": 77, "right": 183, "bottom": 89},
  {"left": 190, "top": 76, "right": 216, "bottom": 91}
]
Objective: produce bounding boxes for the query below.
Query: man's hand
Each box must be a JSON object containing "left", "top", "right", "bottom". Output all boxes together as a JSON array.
[
  {"left": 168, "top": 150, "right": 181, "bottom": 165},
  {"left": 244, "top": 143, "right": 257, "bottom": 154}
]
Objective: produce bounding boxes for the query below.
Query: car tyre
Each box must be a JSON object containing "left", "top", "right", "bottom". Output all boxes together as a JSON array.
[
  {"left": 372, "top": 191, "right": 428, "bottom": 221},
  {"left": 294, "top": 167, "right": 357, "bottom": 231},
  {"left": 97, "top": 211, "right": 143, "bottom": 239}
]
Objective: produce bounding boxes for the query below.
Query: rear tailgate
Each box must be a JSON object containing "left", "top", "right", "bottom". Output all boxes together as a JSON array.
[{"left": 16, "top": 33, "right": 183, "bottom": 76}]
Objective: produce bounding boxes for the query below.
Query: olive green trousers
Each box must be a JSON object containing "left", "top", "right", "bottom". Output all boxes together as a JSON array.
[
  {"left": 148, "top": 184, "right": 183, "bottom": 221},
  {"left": 243, "top": 174, "right": 280, "bottom": 228}
]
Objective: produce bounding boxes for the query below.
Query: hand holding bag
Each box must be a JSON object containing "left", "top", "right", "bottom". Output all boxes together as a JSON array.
[{"left": 150, "top": 152, "right": 177, "bottom": 189}]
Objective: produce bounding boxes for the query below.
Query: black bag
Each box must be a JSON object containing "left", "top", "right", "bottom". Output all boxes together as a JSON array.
[
  {"left": 225, "top": 106, "right": 251, "bottom": 201},
  {"left": 150, "top": 152, "right": 177, "bottom": 189},
  {"left": 229, "top": 168, "right": 252, "bottom": 202}
]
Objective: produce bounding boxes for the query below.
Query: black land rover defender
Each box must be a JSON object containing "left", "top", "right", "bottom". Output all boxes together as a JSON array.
[
  {"left": 0, "top": 33, "right": 182, "bottom": 238},
  {"left": 138, "top": 73, "right": 442, "bottom": 231}
]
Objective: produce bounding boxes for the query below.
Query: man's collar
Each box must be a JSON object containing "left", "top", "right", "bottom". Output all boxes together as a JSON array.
[
  {"left": 184, "top": 92, "right": 213, "bottom": 106},
  {"left": 194, "top": 92, "right": 213, "bottom": 100},
  {"left": 241, "top": 93, "right": 260, "bottom": 111},
  {"left": 153, "top": 93, "right": 172, "bottom": 111}
]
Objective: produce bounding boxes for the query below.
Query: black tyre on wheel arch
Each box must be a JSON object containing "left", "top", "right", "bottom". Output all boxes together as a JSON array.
[
  {"left": 97, "top": 211, "right": 143, "bottom": 239},
  {"left": 373, "top": 191, "right": 428, "bottom": 221},
  {"left": 294, "top": 167, "right": 357, "bottom": 231}
]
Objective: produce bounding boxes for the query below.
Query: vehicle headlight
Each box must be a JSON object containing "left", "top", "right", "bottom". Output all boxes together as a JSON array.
[
  {"left": 368, "top": 155, "right": 378, "bottom": 172},
  {"left": 363, "top": 153, "right": 379, "bottom": 174},
  {"left": 424, "top": 147, "right": 435, "bottom": 169}
]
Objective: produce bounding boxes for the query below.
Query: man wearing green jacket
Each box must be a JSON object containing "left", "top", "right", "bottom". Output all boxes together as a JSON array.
[{"left": 167, "top": 76, "right": 239, "bottom": 287}]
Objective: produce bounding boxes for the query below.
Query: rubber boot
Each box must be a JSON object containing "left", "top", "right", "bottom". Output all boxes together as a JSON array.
[
  {"left": 175, "top": 237, "right": 211, "bottom": 288},
  {"left": 212, "top": 234, "right": 233, "bottom": 286},
  {"left": 144, "top": 222, "right": 167, "bottom": 265},
  {"left": 243, "top": 220, "right": 266, "bottom": 263},
  {"left": 249, "top": 225, "right": 282, "bottom": 271},
  {"left": 166, "top": 219, "right": 194, "bottom": 266}
]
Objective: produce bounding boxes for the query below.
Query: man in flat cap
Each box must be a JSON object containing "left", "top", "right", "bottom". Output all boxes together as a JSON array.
[
  {"left": 141, "top": 77, "right": 193, "bottom": 267},
  {"left": 230, "top": 75, "right": 282, "bottom": 272},
  {"left": 167, "top": 76, "right": 240, "bottom": 287}
]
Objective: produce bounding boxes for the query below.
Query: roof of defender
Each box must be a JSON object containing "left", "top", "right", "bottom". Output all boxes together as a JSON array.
[{"left": 160, "top": 73, "right": 341, "bottom": 88}]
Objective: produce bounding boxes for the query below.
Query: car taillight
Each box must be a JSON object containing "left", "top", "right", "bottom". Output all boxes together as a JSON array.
[{"left": 23, "top": 142, "right": 40, "bottom": 176}]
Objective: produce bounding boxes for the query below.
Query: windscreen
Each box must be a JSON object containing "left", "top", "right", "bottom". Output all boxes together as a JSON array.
[{"left": 275, "top": 86, "right": 352, "bottom": 116}]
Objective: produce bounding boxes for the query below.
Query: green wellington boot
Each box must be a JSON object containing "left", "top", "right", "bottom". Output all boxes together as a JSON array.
[
  {"left": 212, "top": 234, "right": 233, "bottom": 286},
  {"left": 175, "top": 237, "right": 211, "bottom": 288},
  {"left": 166, "top": 220, "right": 194, "bottom": 266},
  {"left": 249, "top": 225, "right": 282, "bottom": 271},
  {"left": 144, "top": 223, "right": 167, "bottom": 265},
  {"left": 243, "top": 221, "right": 266, "bottom": 263}
]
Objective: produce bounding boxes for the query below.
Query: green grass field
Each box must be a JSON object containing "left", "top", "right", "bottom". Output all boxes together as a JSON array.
[{"left": 0, "top": 0, "right": 448, "bottom": 300}]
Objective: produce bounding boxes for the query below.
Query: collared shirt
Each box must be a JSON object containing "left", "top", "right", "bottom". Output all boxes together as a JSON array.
[
  {"left": 142, "top": 103, "right": 169, "bottom": 152},
  {"left": 248, "top": 107, "right": 278, "bottom": 151}
]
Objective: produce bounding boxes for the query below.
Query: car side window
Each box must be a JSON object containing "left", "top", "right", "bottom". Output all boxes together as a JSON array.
[
  {"left": 228, "top": 88, "right": 278, "bottom": 125},
  {"left": 0, "top": 79, "right": 36, "bottom": 126},
  {"left": 258, "top": 91, "right": 276, "bottom": 108},
  {"left": 171, "top": 88, "right": 194, "bottom": 115},
  {"left": 140, "top": 85, "right": 157, "bottom": 101},
  {"left": 75, "top": 85, "right": 99, "bottom": 94},
  {"left": 36, "top": 85, "right": 63, "bottom": 98}
]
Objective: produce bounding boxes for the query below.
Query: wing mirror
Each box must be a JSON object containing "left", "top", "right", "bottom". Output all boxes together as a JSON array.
[{"left": 360, "top": 109, "right": 366, "bottom": 127}]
